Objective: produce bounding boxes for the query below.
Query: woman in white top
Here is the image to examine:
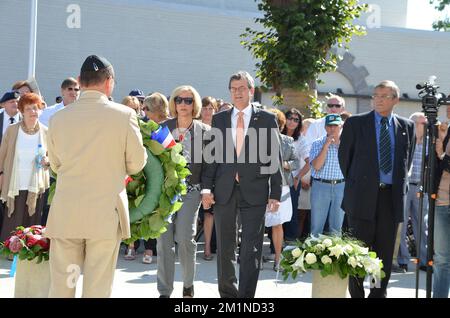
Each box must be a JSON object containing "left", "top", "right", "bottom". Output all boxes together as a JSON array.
[
  {"left": 280, "top": 108, "right": 304, "bottom": 242},
  {"left": 0, "top": 93, "right": 50, "bottom": 242},
  {"left": 297, "top": 118, "right": 314, "bottom": 239}
]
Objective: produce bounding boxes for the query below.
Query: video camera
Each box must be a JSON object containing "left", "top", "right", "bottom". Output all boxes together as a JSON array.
[{"left": 416, "top": 76, "right": 450, "bottom": 117}]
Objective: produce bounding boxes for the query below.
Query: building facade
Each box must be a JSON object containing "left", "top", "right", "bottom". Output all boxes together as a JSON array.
[{"left": 1, "top": 0, "right": 449, "bottom": 119}]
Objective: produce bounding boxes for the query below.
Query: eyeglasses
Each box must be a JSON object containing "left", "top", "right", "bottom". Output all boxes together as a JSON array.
[
  {"left": 287, "top": 117, "right": 300, "bottom": 123},
  {"left": 174, "top": 96, "right": 194, "bottom": 105},
  {"left": 67, "top": 87, "right": 80, "bottom": 92},
  {"left": 371, "top": 94, "right": 395, "bottom": 100},
  {"left": 230, "top": 86, "right": 248, "bottom": 94},
  {"left": 327, "top": 104, "right": 342, "bottom": 108}
]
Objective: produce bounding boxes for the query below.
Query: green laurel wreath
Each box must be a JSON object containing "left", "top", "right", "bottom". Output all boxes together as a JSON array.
[
  {"left": 124, "top": 119, "right": 190, "bottom": 243},
  {"left": 48, "top": 119, "right": 190, "bottom": 243}
]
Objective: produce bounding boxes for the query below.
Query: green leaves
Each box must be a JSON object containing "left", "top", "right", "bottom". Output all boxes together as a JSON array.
[
  {"left": 241, "top": 0, "right": 368, "bottom": 99},
  {"left": 430, "top": 0, "right": 450, "bottom": 29},
  {"left": 145, "top": 140, "right": 165, "bottom": 155},
  {"left": 127, "top": 119, "right": 190, "bottom": 241},
  {"left": 280, "top": 234, "right": 385, "bottom": 281}
]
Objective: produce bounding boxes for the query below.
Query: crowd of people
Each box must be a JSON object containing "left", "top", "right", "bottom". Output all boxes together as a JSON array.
[{"left": 0, "top": 54, "right": 448, "bottom": 298}]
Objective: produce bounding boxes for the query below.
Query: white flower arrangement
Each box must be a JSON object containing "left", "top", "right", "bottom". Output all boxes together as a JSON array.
[{"left": 280, "top": 234, "right": 385, "bottom": 283}]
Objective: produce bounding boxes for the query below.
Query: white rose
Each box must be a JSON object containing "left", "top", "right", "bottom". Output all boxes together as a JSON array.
[
  {"left": 322, "top": 238, "right": 333, "bottom": 247},
  {"left": 347, "top": 256, "right": 358, "bottom": 268},
  {"left": 305, "top": 253, "right": 317, "bottom": 265},
  {"left": 315, "top": 244, "right": 325, "bottom": 252},
  {"left": 328, "top": 245, "right": 345, "bottom": 259},
  {"left": 321, "top": 255, "right": 332, "bottom": 264},
  {"left": 343, "top": 244, "right": 353, "bottom": 254},
  {"left": 363, "top": 257, "right": 382, "bottom": 275},
  {"left": 357, "top": 246, "right": 369, "bottom": 255},
  {"left": 292, "top": 248, "right": 302, "bottom": 258}
]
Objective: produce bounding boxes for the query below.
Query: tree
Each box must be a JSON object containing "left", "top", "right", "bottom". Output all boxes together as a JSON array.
[
  {"left": 241, "top": 0, "right": 367, "bottom": 115},
  {"left": 431, "top": 0, "right": 450, "bottom": 31}
]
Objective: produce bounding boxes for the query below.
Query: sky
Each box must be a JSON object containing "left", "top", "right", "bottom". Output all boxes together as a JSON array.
[{"left": 407, "top": 0, "right": 450, "bottom": 30}]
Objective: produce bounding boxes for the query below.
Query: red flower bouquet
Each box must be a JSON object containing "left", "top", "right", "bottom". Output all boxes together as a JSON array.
[{"left": 1, "top": 225, "right": 50, "bottom": 263}]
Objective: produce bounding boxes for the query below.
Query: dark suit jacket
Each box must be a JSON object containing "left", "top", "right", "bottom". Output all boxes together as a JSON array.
[
  {"left": 201, "top": 105, "right": 282, "bottom": 206},
  {"left": 162, "top": 118, "right": 209, "bottom": 185},
  {"left": 338, "top": 111, "right": 415, "bottom": 223}
]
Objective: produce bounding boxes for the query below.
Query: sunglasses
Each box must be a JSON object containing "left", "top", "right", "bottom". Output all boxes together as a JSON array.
[
  {"left": 287, "top": 117, "right": 300, "bottom": 123},
  {"left": 67, "top": 87, "right": 80, "bottom": 92},
  {"left": 327, "top": 104, "right": 342, "bottom": 108},
  {"left": 174, "top": 96, "right": 194, "bottom": 105}
]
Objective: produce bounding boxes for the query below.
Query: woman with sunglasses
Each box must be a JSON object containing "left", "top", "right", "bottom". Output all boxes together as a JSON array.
[
  {"left": 157, "top": 85, "right": 209, "bottom": 298},
  {"left": 280, "top": 108, "right": 304, "bottom": 243}
]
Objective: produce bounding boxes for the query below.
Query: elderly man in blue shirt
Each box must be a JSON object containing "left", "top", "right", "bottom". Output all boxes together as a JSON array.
[{"left": 309, "top": 114, "right": 345, "bottom": 235}]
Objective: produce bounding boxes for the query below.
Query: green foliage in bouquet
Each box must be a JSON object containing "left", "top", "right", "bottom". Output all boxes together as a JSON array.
[
  {"left": 0, "top": 226, "right": 49, "bottom": 263},
  {"left": 280, "top": 234, "right": 385, "bottom": 283}
]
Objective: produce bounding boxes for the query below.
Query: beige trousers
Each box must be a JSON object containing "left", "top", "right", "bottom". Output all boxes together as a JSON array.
[{"left": 48, "top": 228, "right": 121, "bottom": 298}]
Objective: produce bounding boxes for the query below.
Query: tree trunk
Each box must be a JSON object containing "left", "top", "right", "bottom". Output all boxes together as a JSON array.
[{"left": 281, "top": 88, "right": 317, "bottom": 117}]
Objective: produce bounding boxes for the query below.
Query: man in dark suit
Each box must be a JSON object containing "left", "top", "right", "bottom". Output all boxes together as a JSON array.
[
  {"left": 201, "top": 71, "right": 282, "bottom": 298},
  {"left": 338, "top": 80, "right": 415, "bottom": 298},
  {"left": 0, "top": 91, "right": 21, "bottom": 143}
]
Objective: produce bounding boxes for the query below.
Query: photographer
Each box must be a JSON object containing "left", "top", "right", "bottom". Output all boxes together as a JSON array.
[{"left": 433, "top": 104, "right": 450, "bottom": 298}]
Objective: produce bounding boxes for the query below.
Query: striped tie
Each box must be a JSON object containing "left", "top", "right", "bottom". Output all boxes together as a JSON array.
[{"left": 379, "top": 117, "right": 392, "bottom": 174}]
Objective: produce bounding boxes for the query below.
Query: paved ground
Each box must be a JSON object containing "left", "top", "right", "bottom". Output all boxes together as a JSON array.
[{"left": 0, "top": 236, "right": 429, "bottom": 298}]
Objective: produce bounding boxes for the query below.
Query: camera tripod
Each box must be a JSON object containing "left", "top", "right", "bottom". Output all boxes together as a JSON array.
[{"left": 415, "top": 78, "right": 450, "bottom": 298}]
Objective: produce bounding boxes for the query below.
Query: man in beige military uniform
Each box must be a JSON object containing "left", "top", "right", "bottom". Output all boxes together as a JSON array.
[{"left": 46, "top": 55, "right": 147, "bottom": 297}]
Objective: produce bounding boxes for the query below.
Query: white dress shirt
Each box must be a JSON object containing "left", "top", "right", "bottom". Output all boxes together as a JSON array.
[
  {"left": 2, "top": 112, "right": 21, "bottom": 135},
  {"left": 202, "top": 105, "right": 253, "bottom": 194},
  {"left": 39, "top": 102, "right": 64, "bottom": 127},
  {"left": 304, "top": 116, "right": 326, "bottom": 147}
]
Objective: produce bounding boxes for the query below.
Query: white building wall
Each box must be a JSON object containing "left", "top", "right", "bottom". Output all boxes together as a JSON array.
[
  {"left": 1, "top": 0, "right": 449, "bottom": 122},
  {"left": 348, "top": 27, "right": 450, "bottom": 98},
  {"left": 0, "top": 0, "right": 263, "bottom": 103},
  {"left": 358, "top": 0, "right": 408, "bottom": 28}
]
